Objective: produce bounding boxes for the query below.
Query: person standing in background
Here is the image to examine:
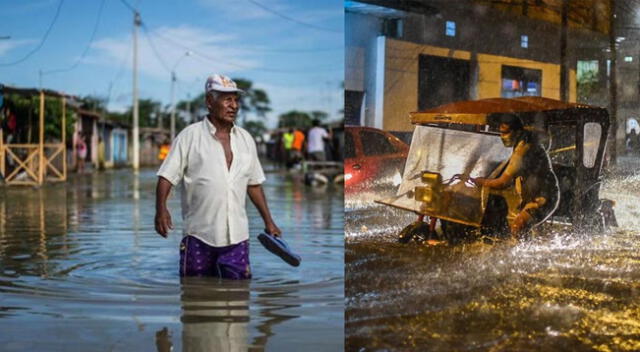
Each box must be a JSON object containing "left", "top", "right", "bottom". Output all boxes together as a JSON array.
[
  {"left": 291, "top": 127, "right": 305, "bottom": 166},
  {"left": 76, "top": 132, "right": 87, "bottom": 174},
  {"left": 282, "top": 128, "right": 295, "bottom": 168},
  {"left": 307, "top": 119, "right": 331, "bottom": 161}
]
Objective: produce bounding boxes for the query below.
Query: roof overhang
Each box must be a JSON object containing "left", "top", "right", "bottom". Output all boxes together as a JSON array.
[{"left": 410, "top": 97, "right": 606, "bottom": 127}]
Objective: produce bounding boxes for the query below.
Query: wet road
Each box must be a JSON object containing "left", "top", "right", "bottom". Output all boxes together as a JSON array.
[
  {"left": 0, "top": 167, "right": 344, "bottom": 351},
  {"left": 346, "top": 173, "right": 640, "bottom": 351}
]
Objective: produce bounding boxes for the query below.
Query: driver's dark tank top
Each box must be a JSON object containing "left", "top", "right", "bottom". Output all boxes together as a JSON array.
[{"left": 513, "top": 133, "right": 560, "bottom": 205}]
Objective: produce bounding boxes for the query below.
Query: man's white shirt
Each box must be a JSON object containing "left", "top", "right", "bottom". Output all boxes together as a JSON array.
[
  {"left": 157, "top": 118, "right": 265, "bottom": 247},
  {"left": 307, "top": 126, "right": 329, "bottom": 153}
]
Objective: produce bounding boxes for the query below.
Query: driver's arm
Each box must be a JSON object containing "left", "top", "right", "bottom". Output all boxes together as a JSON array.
[{"left": 476, "top": 142, "right": 529, "bottom": 189}]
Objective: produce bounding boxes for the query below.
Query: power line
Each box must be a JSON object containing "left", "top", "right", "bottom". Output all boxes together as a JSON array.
[
  {"left": 140, "top": 23, "right": 172, "bottom": 74},
  {"left": 0, "top": 0, "right": 65, "bottom": 67},
  {"left": 143, "top": 22, "right": 341, "bottom": 74},
  {"left": 245, "top": 0, "right": 341, "bottom": 34},
  {"left": 227, "top": 45, "right": 342, "bottom": 54},
  {"left": 105, "top": 43, "right": 132, "bottom": 108},
  {"left": 41, "top": 0, "right": 107, "bottom": 75},
  {"left": 118, "top": 0, "right": 137, "bottom": 14}
]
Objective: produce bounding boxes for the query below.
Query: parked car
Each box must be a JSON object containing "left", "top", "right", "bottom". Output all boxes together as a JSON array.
[{"left": 345, "top": 126, "right": 409, "bottom": 193}]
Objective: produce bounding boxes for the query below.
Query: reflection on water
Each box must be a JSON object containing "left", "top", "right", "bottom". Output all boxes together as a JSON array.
[
  {"left": 0, "top": 168, "right": 343, "bottom": 351},
  {"left": 179, "top": 278, "right": 250, "bottom": 352},
  {"left": 346, "top": 174, "right": 640, "bottom": 351}
]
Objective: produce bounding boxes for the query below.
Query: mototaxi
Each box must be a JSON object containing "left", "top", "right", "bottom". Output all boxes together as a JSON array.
[{"left": 376, "top": 96, "right": 617, "bottom": 243}]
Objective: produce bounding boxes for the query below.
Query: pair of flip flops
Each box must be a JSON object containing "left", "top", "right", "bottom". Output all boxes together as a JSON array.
[{"left": 258, "top": 232, "right": 301, "bottom": 267}]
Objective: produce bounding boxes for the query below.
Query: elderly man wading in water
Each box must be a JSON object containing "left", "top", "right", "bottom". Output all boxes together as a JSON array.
[{"left": 154, "top": 74, "right": 281, "bottom": 279}]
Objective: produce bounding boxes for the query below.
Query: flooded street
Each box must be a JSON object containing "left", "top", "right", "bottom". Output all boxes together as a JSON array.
[
  {"left": 346, "top": 166, "right": 640, "bottom": 351},
  {"left": 0, "top": 167, "right": 344, "bottom": 351}
]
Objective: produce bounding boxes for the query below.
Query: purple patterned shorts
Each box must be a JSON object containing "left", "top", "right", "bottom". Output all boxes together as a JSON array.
[{"left": 179, "top": 235, "right": 251, "bottom": 279}]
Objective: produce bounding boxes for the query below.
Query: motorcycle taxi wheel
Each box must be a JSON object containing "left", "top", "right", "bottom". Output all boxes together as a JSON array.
[{"left": 398, "top": 221, "right": 437, "bottom": 243}]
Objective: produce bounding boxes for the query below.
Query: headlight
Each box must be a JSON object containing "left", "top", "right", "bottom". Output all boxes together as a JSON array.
[
  {"left": 414, "top": 186, "right": 433, "bottom": 202},
  {"left": 421, "top": 171, "right": 442, "bottom": 184},
  {"left": 414, "top": 171, "right": 443, "bottom": 213}
]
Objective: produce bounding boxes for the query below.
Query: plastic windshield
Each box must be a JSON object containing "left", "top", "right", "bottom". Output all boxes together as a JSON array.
[{"left": 377, "top": 125, "right": 512, "bottom": 226}]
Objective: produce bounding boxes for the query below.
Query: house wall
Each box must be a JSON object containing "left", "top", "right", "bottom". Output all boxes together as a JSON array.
[
  {"left": 346, "top": 1, "right": 606, "bottom": 131},
  {"left": 111, "top": 129, "right": 128, "bottom": 166},
  {"left": 382, "top": 38, "right": 575, "bottom": 131},
  {"left": 346, "top": 12, "right": 386, "bottom": 128}
]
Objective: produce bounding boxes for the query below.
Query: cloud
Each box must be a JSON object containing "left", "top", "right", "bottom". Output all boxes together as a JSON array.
[
  {"left": 196, "top": 0, "right": 342, "bottom": 29},
  {"left": 0, "top": 39, "right": 37, "bottom": 56},
  {"left": 196, "top": 0, "right": 290, "bottom": 20},
  {"left": 2, "top": 0, "right": 57, "bottom": 16},
  {"left": 88, "top": 25, "right": 261, "bottom": 81}
]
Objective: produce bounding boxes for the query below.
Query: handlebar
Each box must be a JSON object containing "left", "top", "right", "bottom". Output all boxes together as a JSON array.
[{"left": 448, "top": 174, "right": 477, "bottom": 187}]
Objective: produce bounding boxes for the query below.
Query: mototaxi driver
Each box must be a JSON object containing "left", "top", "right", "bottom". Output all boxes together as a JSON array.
[{"left": 472, "top": 114, "right": 560, "bottom": 238}]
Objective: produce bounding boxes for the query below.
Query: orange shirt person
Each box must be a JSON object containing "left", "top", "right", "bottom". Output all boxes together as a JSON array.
[
  {"left": 292, "top": 129, "right": 305, "bottom": 152},
  {"left": 158, "top": 143, "right": 170, "bottom": 161}
]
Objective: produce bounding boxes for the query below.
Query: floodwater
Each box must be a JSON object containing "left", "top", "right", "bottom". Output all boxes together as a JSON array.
[
  {"left": 346, "top": 168, "right": 640, "bottom": 351},
  {"left": 0, "top": 167, "right": 344, "bottom": 351}
]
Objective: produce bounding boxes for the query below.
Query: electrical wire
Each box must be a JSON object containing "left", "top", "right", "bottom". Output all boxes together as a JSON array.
[
  {"left": 0, "top": 0, "right": 65, "bottom": 67},
  {"left": 41, "top": 0, "right": 107, "bottom": 75},
  {"left": 118, "top": 0, "right": 137, "bottom": 14},
  {"left": 143, "top": 22, "right": 341, "bottom": 74},
  {"left": 245, "top": 0, "right": 341, "bottom": 34},
  {"left": 105, "top": 43, "right": 132, "bottom": 108},
  {"left": 140, "top": 23, "right": 172, "bottom": 74}
]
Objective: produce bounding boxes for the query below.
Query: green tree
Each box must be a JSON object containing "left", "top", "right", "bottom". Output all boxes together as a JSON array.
[
  {"left": 175, "top": 78, "right": 272, "bottom": 132},
  {"left": 278, "top": 110, "right": 312, "bottom": 129},
  {"left": 310, "top": 110, "right": 328, "bottom": 122},
  {"left": 3, "top": 94, "right": 75, "bottom": 144},
  {"left": 233, "top": 78, "right": 271, "bottom": 126},
  {"left": 123, "top": 98, "right": 162, "bottom": 128},
  {"left": 176, "top": 92, "right": 205, "bottom": 125},
  {"left": 244, "top": 120, "right": 267, "bottom": 137},
  {"left": 79, "top": 95, "right": 108, "bottom": 114}
]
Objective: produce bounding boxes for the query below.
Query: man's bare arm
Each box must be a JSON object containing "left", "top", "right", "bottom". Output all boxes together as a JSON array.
[
  {"left": 247, "top": 184, "right": 282, "bottom": 236},
  {"left": 475, "top": 142, "right": 528, "bottom": 189},
  {"left": 155, "top": 176, "right": 174, "bottom": 238},
  {"left": 475, "top": 171, "right": 515, "bottom": 189}
]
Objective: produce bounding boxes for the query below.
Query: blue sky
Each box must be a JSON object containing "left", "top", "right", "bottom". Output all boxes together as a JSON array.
[{"left": 0, "top": 0, "right": 343, "bottom": 128}]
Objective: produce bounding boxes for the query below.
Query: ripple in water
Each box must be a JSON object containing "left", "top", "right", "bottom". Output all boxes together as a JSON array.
[{"left": 0, "top": 168, "right": 344, "bottom": 351}]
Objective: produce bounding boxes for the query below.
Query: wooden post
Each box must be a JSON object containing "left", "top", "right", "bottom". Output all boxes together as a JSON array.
[
  {"left": 62, "top": 96, "right": 66, "bottom": 180},
  {"left": 39, "top": 91, "right": 44, "bottom": 185},
  {"left": 609, "top": 0, "right": 618, "bottom": 166},
  {"left": 0, "top": 128, "right": 4, "bottom": 177}
]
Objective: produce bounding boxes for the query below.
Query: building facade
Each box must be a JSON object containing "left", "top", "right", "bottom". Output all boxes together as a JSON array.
[{"left": 346, "top": 0, "right": 611, "bottom": 132}]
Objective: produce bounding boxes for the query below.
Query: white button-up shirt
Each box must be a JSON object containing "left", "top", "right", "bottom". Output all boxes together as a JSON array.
[
  {"left": 307, "top": 126, "right": 329, "bottom": 152},
  {"left": 157, "top": 118, "right": 266, "bottom": 247}
]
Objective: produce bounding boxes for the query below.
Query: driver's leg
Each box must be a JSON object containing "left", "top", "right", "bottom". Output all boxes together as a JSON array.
[{"left": 510, "top": 208, "right": 534, "bottom": 238}]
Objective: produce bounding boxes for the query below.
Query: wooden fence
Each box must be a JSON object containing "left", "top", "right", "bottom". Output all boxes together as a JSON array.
[{"left": 0, "top": 91, "right": 67, "bottom": 186}]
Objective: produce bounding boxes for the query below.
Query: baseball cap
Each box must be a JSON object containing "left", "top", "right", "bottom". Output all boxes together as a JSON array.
[{"left": 205, "top": 74, "right": 244, "bottom": 94}]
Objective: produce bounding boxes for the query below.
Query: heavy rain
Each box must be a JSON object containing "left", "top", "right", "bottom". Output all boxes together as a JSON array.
[{"left": 346, "top": 0, "right": 640, "bottom": 351}]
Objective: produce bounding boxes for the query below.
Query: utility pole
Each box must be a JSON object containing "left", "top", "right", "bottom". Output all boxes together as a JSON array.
[
  {"left": 169, "top": 51, "right": 191, "bottom": 140},
  {"left": 132, "top": 12, "right": 141, "bottom": 170},
  {"left": 170, "top": 71, "right": 176, "bottom": 140},
  {"left": 560, "top": 0, "right": 568, "bottom": 102},
  {"left": 186, "top": 93, "right": 192, "bottom": 124},
  {"left": 609, "top": 0, "right": 618, "bottom": 166}
]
